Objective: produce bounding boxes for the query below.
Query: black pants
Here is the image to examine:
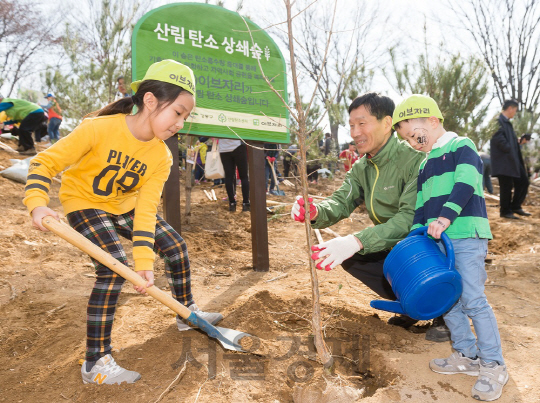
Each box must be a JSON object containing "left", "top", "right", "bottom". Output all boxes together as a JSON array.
[
  {"left": 220, "top": 144, "right": 249, "bottom": 204},
  {"left": 12, "top": 112, "right": 45, "bottom": 150},
  {"left": 341, "top": 250, "right": 396, "bottom": 300},
  {"left": 307, "top": 163, "right": 320, "bottom": 182},
  {"left": 497, "top": 166, "right": 529, "bottom": 215},
  {"left": 283, "top": 157, "right": 297, "bottom": 178}
]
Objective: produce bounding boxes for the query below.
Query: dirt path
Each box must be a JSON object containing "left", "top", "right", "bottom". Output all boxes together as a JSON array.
[{"left": 0, "top": 140, "right": 539, "bottom": 402}]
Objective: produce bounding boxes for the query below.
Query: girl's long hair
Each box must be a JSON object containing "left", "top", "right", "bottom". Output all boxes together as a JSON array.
[{"left": 90, "top": 80, "right": 188, "bottom": 117}]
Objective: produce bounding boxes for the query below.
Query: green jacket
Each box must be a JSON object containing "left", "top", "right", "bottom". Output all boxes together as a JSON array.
[
  {"left": 312, "top": 134, "right": 425, "bottom": 254},
  {"left": 1, "top": 98, "right": 43, "bottom": 122}
]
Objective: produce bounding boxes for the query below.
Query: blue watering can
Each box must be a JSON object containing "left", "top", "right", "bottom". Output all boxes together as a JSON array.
[{"left": 370, "top": 226, "right": 462, "bottom": 320}]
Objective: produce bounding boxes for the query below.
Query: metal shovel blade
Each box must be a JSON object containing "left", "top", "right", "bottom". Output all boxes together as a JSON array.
[{"left": 188, "top": 312, "right": 251, "bottom": 352}]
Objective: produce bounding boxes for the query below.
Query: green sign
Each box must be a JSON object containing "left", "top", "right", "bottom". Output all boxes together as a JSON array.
[{"left": 132, "top": 3, "right": 289, "bottom": 143}]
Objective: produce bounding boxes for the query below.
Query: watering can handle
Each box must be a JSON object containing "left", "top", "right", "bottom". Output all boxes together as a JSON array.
[{"left": 407, "top": 226, "right": 455, "bottom": 271}]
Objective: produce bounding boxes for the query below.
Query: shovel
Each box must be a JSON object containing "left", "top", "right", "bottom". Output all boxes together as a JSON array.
[
  {"left": 269, "top": 161, "right": 285, "bottom": 196},
  {"left": 42, "top": 217, "right": 249, "bottom": 352}
]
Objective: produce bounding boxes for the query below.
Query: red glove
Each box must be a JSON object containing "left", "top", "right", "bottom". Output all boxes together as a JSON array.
[
  {"left": 267, "top": 157, "right": 276, "bottom": 163},
  {"left": 291, "top": 196, "right": 317, "bottom": 223}
]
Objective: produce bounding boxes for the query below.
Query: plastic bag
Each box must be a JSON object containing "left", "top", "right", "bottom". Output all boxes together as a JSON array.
[
  {"left": 0, "top": 157, "right": 34, "bottom": 184},
  {"left": 205, "top": 140, "right": 225, "bottom": 179}
]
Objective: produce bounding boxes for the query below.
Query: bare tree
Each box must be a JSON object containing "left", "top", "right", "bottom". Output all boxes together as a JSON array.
[
  {"left": 241, "top": 0, "right": 350, "bottom": 371},
  {"left": 448, "top": 0, "right": 540, "bottom": 123},
  {"left": 0, "top": 0, "right": 61, "bottom": 96},
  {"left": 270, "top": 0, "right": 382, "bottom": 146},
  {"left": 43, "top": 0, "right": 149, "bottom": 123}
]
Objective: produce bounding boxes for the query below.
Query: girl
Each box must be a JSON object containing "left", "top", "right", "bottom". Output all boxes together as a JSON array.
[{"left": 23, "top": 60, "right": 223, "bottom": 385}]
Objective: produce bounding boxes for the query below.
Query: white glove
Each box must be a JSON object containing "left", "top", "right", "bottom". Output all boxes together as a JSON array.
[
  {"left": 290, "top": 195, "right": 317, "bottom": 222},
  {"left": 311, "top": 235, "right": 361, "bottom": 271}
]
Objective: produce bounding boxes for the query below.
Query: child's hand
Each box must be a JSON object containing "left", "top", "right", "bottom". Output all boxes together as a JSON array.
[
  {"left": 31, "top": 206, "right": 60, "bottom": 231},
  {"left": 427, "top": 217, "right": 451, "bottom": 239},
  {"left": 134, "top": 270, "right": 154, "bottom": 295}
]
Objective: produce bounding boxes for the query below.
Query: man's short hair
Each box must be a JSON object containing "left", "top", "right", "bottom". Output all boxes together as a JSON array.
[
  {"left": 502, "top": 99, "right": 519, "bottom": 110},
  {"left": 117, "top": 76, "right": 124, "bottom": 83},
  {"left": 348, "top": 92, "right": 395, "bottom": 120},
  {"left": 521, "top": 133, "right": 532, "bottom": 141}
]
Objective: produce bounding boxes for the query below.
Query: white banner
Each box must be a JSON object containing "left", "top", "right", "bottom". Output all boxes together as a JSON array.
[{"left": 188, "top": 107, "right": 287, "bottom": 133}]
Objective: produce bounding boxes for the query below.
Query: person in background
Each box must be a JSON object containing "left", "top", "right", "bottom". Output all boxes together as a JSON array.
[
  {"left": 490, "top": 100, "right": 530, "bottom": 219},
  {"left": 322, "top": 132, "right": 336, "bottom": 172},
  {"left": 219, "top": 138, "right": 250, "bottom": 212},
  {"left": 0, "top": 94, "right": 45, "bottom": 155},
  {"left": 116, "top": 76, "right": 130, "bottom": 99},
  {"left": 193, "top": 137, "right": 208, "bottom": 184},
  {"left": 45, "top": 93, "right": 63, "bottom": 144},
  {"left": 519, "top": 133, "right": 532, "bottom": 178},
  {"left": 478, "top": 152, "right": 494, "bottom": 194},
  {"left": 283, "top": 143, "right": 298, "bottom": 179},
  {"left": 264, "top": 142, "right": 279, "bottom": 194},
  {"left": 339, "top": 141, "right": 360, "bottom": 172}
]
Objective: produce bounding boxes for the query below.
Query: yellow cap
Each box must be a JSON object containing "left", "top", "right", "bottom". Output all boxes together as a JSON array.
[
  {"left": 131, "top": 59, "right": 196, "bottom": 95},
  {"left": 392, "top": 94, "right": 444, "bottom": 129}
]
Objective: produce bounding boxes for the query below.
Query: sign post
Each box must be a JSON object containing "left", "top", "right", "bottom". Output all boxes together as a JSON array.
[{"left": 132, "top": 3, "right": 289, "bottom": 271}]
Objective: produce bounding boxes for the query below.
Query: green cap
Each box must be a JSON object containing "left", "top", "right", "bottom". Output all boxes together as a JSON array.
[
  {"left": 131, "top": 59, "right": 196, "bottom": 95},
  {"left": 392, "top": 94, "right": 444, "bottom": 129}
]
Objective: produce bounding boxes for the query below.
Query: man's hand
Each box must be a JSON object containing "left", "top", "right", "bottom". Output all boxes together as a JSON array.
[
  {"left": 134, "top": 270, "right": 154, "bottom": 295},
  {"left": 427, "top": 217, "right": 451, "bottom": 239},
  {"left": 291, "top": 195, "right": 317, "bottom": 222},
  {"left": 311, "top": 235, "right": 362, "bottom": 271},
  {"left": 31, "top": 206, "right": 60, "bottom": 231}
]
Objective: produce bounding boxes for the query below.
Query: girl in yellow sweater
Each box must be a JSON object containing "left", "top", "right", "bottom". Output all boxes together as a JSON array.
[{"left": 23, "top": 60, "right": 223, "bottom": 385}]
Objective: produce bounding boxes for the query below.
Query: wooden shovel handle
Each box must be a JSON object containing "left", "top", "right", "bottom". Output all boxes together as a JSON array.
[
  {"left": 269, "top": 161, "right": 279, "bottom": 184},
  {"left": 42, "top": 216, "right": 192, "bottom": 320}
]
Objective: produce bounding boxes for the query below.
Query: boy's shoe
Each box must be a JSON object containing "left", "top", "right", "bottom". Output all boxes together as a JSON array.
[
  {"left": 229, "top": 202, "right": 236, "bottom": 212},
  {"left": 387, "top": 314, "right": 418, "bottom": 328},
  {"left": 471, "top": 360, "right": 508, "bottom": 401},
  {"left": 81, "top": 354, "right": 141, "bottom": 385},
  {"left": 430, "top": 351, "right": 480, "bottom": 376},
  {"left": 425, "top": 316, "right": 451, "bottom": 342},
  {"left": 242, "top": 203, "right": 250, "bottom": 212},
  {"left": 176, "top": 304, "right": 224, "bottom": 331}
]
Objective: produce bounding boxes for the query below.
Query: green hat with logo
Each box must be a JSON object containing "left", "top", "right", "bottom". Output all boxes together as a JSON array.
[
  {"left": 131, "top": 59, "right": 196, "bottom": 95},
  {"left": 392, "top": 94, "right": 444, "bottom": 129}
]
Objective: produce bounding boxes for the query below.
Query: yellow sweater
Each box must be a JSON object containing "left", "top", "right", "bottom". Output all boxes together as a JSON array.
[{"left": 23, "top": 114, "right": 173, "bottom": 272}]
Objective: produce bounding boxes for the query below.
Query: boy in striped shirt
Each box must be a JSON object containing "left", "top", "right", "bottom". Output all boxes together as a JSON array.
[{"left": 393, "top": 95, "right": 507, "bottom": 402}]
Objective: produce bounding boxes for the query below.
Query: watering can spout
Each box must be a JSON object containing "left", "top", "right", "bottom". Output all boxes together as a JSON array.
[{"left": 370, "top": 300, "right": 406, "bottom": 315}]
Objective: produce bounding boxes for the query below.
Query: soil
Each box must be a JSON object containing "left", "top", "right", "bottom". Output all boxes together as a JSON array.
[{"left": 0, "top": 138, "right": 539, "bottom": 403}]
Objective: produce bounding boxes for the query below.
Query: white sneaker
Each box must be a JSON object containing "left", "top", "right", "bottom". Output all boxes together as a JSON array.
[
  {"left": 81, "top": 354, "right": 141, "bottom": 385},
  {"left": 176, "top": 304, "right": 223, "bottom": 331},
  {"left": 472, "top": 360, "right": 509, "bottom": 401},
  {"left": 430, "top": 351, "right": 480, "bottom": 376}
]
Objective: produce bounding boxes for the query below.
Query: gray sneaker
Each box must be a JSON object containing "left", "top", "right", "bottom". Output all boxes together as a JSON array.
[
  {"left": 430, "top": 351, "right": 480, "bottom": 376},
  {"left": 177, "top": 303, "right": 223, "bottom": 331},
  {"left": 81, "top": 354, "right": 141, "bottom": 385},
  {"left": 472, "top": 360, "right": 509, "bottom": 401}
]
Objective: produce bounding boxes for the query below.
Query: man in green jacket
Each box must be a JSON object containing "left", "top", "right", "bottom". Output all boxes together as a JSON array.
[
  {"left": 0, "top": 94, "right": 45, "bottom": 155},
  {"left": 291, "top": 92, "right": 450, "bottom": 341}
]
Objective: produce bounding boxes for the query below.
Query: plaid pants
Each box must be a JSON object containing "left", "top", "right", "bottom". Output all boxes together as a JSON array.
[{"left": 67, "top": 209, "right": 194, "bottom": 361}]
